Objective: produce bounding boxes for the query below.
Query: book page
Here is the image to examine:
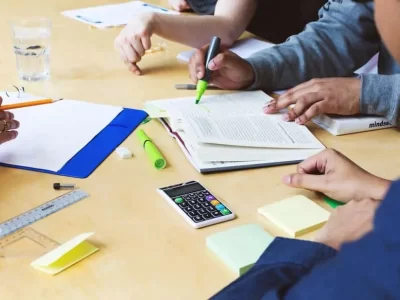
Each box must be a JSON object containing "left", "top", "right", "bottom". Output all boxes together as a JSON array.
[
  {"left": 184, "top": 115, "right": 324, "bottom": 149},
  {"left": 146, "top": 91, "right": 273, "bottom": 131}
]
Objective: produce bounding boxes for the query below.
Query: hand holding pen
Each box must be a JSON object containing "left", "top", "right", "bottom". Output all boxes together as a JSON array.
[{"left": 188, "top": 41, "right": 256, "bottom": 98}]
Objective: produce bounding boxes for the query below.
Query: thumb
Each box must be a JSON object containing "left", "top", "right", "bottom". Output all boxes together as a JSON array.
[
  {"left": 283, "top": 173, "right": 328, "bottom": 192},
  {"left": 208, "top": 52, "right": 236, "bottom": 71}
]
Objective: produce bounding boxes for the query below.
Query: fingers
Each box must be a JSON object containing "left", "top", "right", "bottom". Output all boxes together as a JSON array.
[
  {"left": 282, "top": 173, "right": 328, "bottom": 193},
  {"left": 0, "top": 131, "right": 18, "bottom": 144},
  {"left": 189, "top": 46, "right": 208, "bottom": 83},
  {"left": 141, "top": 35, "right": 151, "bottom": 51},
  {"left": 297, "top": 149, "right": 338, "bottom": 175},
  {"left": 284, "top": 92, "right": 323, "bottom": 123}
]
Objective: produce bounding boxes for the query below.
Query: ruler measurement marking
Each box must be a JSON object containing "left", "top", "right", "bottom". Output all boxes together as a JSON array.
[{"left": 0, "top": 190, "right": 89, "bottom": 239}]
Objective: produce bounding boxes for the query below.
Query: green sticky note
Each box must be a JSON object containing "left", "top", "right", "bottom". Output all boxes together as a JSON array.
[
  {"left": 324, "top": 196, "right": 344, "bottom": 208},
  {"left": 136, "top": 129, "right": 167, "bottom": 170},
  {"left": 206, "top": 224, "right": 274, "bottom": 276}
]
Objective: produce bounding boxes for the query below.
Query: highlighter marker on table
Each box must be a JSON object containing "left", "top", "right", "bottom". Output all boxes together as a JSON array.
[
  {"left": 136, "top": 129, "right": 167, "bottom": 170},
  {"left": 195, "top": 36, "right": 221, "bottom": 104}
]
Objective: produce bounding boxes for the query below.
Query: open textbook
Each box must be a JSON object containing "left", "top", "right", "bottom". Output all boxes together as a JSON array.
[{"left": 145, "top": 91, "right": 325, "bottom": 173}]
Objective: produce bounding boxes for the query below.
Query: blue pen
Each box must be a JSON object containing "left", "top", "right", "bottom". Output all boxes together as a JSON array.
[{"left": 142, "top": 3, "right": 168, "bottom": 12}]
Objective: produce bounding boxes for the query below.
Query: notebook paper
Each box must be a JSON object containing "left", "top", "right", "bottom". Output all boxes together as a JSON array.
[
  {"left": 0, "top": 93, "right": 122, "bottom": 172},
  {"left": 177, "top": 38, "right": 274, "bottom": 63},
  {"left": 258, "top": 195, "right": 330, "bottom": 237},
  {"left": 62, "top": 1, "right": 178, "bottom": 28}
]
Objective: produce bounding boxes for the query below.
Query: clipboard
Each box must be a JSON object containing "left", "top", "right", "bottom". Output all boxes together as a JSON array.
[{"left": 0, "top": 108, "right": 148, "bottom": 178}]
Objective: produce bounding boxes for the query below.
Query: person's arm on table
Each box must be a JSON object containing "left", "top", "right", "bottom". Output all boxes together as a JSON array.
[
  {"left": 114, "top": 0, "right": 257, "bottom": 75},
  {"left": 211, "top": 192, "right": 390, "bottom": 299}
]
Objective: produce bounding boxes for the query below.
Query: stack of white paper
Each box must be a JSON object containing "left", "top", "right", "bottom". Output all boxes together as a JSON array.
[{"left": 62, "top": 1, "right": 178, "bottom": 28}]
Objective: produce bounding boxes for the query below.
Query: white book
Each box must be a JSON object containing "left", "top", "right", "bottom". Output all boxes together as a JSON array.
[
  {"left": 145, "top": 91, "right": 325, "bottom": 173},
  {"left": 177, "top": 38, "right": 275, "bottom": 63},
  {"left": 62, "top": 1, "right": 178, "bottom": 29},
  {"left": 313, "top": 114, "right": 394, "bottom": 136}
]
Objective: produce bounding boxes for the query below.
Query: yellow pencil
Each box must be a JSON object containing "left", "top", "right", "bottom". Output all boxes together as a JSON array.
[{"left": 0, "top": 98, "right": 62, "bottom": 110}]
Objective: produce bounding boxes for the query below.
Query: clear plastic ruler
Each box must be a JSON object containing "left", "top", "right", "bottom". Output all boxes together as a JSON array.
[
  {"left": 0, "top": 189, "right": 89, "bottom": 259},
  {"left": 0, "top": 189, "right": 89, "bottom": 239}
]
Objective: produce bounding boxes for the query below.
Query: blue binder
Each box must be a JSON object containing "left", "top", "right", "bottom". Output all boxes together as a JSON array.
[{"left": 0, "top": 108, "right": 148, "bottom": 178}]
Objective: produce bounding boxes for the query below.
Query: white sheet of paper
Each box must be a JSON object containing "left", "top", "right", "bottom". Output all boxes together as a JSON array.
[
  {"left": 62, "top": 1, "right": 178, "bottom": 28},
  {"left": 0, "top": 94, "right": 122, "bottom": 172},
  {"left": 177, "top": 38, "right": 275, "bottom": 63}
]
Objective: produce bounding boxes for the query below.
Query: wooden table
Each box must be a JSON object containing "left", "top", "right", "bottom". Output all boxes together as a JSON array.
[{"left": 0, "top": 1, "right": 399, "bottom": 299}]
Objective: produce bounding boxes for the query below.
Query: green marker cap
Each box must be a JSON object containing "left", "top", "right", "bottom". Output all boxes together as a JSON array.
[
  {"left": 324, "top": 196, "right": 344, "bottom": 208},
  {"left": 136, "top": 129, "right": 167, "bottom": 170}
]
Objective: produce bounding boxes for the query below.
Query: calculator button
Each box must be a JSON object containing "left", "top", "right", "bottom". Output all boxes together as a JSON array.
[
  {"left": 179, "top": 202, "right": 189, "bottom": 208},
  {"left": 189, "top": 211, "right": 199, "bottom": 217},
  {"left": 193, "top": 204, "right": 202, "bottom": 210},
  {"left": 189, "top": 200, "right": 197, "bottom": 205},
  {"left": 192, "top": 215, "right": 204, "bottom": 223},
  {"left": 206, "top": 195, "right": 216, "bottom": 201},
  {"left": 220, "top": 208, "right": 231, "bottom": 215},
  {"left": 198, "top": 208, "right": 207, "bottom": 214},
  {"left": 203, "top": 213, "right": 213, "bottom": 220},
  {"left": 184, "top": 206, "right": 194, "bottom": 212},
  {"left": 197, "top": 197, "right": 206, "bottom": 202},
  {"left": 211, "top": 211, "right": 221, "bottom": 217},
  {"left": 216, "top": 204, "right": 225, "bottom": 211},
  {"left": 210, "top": 200, "right": 220, "bottom": 206},
  {"left": 202, "top": 202, "right": 211, "bottom": 208},
  {"left": 207, "top": 206, "right": 216, "bottom": 212},
  {"left": 174, "top": 197, "right": 184, "bottom": 204}
]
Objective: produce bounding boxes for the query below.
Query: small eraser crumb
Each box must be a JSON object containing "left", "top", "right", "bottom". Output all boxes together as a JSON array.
[
  {"left": 258, "top": 195, "right": 330, "bottom": 237},
  {"left": 116, "top": 147, "right": 132, "bottom": 159}
]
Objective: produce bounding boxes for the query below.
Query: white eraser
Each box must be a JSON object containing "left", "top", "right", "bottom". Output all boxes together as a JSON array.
[{"left": 116, "top": 147, "right": 132, "bottom": 159}]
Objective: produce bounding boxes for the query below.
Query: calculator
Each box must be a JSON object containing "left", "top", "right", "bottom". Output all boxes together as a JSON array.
[{"left": 157, "top": 181, "right": 235, "bottom": 229}]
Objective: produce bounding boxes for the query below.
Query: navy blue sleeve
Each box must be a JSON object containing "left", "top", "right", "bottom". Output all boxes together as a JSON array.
[
  {"left": 210, "top": 238, "right": 337, "bottom": 300},
  {"left": 211, "top": 180, "right": 400, "bottom": 300}
]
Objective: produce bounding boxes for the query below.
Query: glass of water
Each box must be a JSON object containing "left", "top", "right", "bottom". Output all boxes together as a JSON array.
[{"left": 10, "top": 17, "right": 52, "bottom": 82}]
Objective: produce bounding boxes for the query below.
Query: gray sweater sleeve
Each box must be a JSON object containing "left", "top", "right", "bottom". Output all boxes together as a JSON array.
[
  {"left": 246, "top": 0, "right": 400, "bottom": 125},
  {"left": 246, "top": 1, "right": 380, "bottom": 90}
]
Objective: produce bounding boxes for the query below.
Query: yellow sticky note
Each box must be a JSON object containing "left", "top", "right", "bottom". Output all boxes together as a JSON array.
[
  {"left": 31, "top": 232, "right": 98, "bottom": 275},
  {"left": 258, "top": 195, "right": 330, "bottom": 237}
]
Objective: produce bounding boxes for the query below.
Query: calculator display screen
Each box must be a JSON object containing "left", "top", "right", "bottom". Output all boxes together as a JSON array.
[{"left": 164, "top": 182, "right": 204, "bottom": 197}]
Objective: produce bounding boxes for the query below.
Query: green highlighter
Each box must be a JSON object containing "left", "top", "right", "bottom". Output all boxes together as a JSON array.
[
  {"left": 324, "top": 196, "right": 344, "bottom": 208},
  {"left": 195, "top": 36, "right": 221, "bottom": 104},
  {"left": 136, "top": 129, "right": 167, "bottom": 170}
]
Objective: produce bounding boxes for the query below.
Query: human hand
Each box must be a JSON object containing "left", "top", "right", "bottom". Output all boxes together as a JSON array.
[
  {"left": 283, "top": 149, "right": 391, "bottom": 202},
  {"left": 189, "top": 46, "right": 255, "bottom": 90},
  {"left": 315, "top": 198, "right": 379, "bottom": 250},
  {"left": 168, "top": 0, "right": 190, "bottom": 11},
  {"left": 114, "top": 13, "right": 155, "bottom": 75},
  {"left": 0, "top": 97, "right": 20, "bottom": 144},
  {"left": 264, "top": 78, "right": 361, "bottom": 124}
]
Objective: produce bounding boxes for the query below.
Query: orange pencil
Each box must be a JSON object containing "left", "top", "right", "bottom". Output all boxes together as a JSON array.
[{"left": 0, "top": 98, "right": 63, "bottom": 110}]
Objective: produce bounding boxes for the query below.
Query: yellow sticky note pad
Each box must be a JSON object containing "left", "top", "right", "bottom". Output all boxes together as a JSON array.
[
  {"left": 31, "top": 232, "right": 98, "bottom": 275},
  {"left": 258, "top": 195, "right": 330, "bottom": 237}
]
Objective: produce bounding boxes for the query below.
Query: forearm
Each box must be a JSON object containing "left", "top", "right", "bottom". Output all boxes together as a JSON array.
[
  {"left": 246, "top": 1, "right": 380, "bottom": 91},
  {"left": 152, "top": 13, "right": 238, "bottom": 48}
]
